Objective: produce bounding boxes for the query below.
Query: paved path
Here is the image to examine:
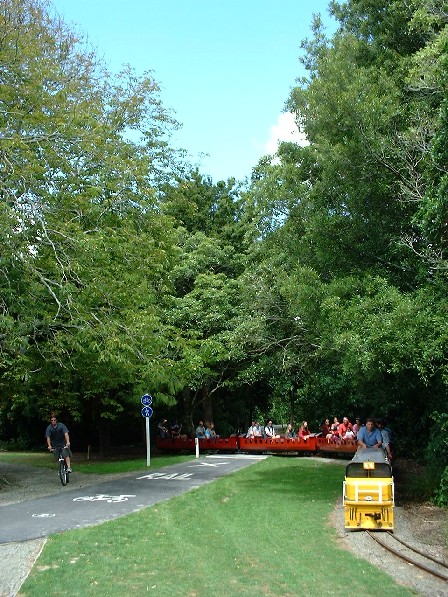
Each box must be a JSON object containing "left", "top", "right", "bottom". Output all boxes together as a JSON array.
[{"left": 0, "top": 454, "right": 266, "bottom": 543}]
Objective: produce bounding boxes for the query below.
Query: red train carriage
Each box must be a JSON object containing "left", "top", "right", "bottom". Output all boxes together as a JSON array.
[
  {"left": 316, "top": 436, "right": 358, "bottom": 454},
  {"left": 239, "top": 435, "right": 317, "bottom": 453},
  {"left": 198, "top": 436, "right": 239, "bottom": 451},
  {"left": 156, "top": 435, "right": 239, "bottom": 452},
  {"left": 156, "top": 433, "right": 358, "bottom": 456}
]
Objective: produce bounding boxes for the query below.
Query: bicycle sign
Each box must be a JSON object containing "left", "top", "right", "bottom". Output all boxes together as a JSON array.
[
  {"left": 141, "top": 394, "right": 153, "bottom": 406},
  {"left": 140, "top": 394, "right": 153, "bottom": 467},
  {"left": 141, "top": 406, "right": 153, "bottom": 418}
]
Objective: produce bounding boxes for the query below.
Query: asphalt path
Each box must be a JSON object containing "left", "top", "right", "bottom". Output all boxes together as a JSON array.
[{"left": 0, "top": 454, "right": 267, "bottom": 543}]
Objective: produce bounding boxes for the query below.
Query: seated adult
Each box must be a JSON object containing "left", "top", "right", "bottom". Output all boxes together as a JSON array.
[
  {"left": 357, "top": 418, "right": 382, "bottom": 449},
  {"left": 321, "top": 418, "right": 331, "bottom": 438},
  {"left": 298, "top": 421, "right": 311, "bottom": 441},
  {"left": 157, "top": 419, "right": 170, "bottom": 438},
  {"left": 338, "top": 417, "right": 354, "bottom": 440},
  {"left": 352, "top": 417, "right": 362, "bottom": 439},
  {"left": 246, "top": 421, "right": 257, "bottom": 438},
  {"left": 285, "top": 423, "right": 296, "bottom": 438},
  {"left": 253, "top": 421, "right": 262, "bottom": 436},
  {"left": 377, "top": 419, "right": 392, "bottom": 458},
  {"left": 264, "top": 420, "right": 279, "bottom": 439},
  {"left": 170, "top": 420, "right": 182, "bottom": 438},
  {"left": 195, "top": 420, "right": 206, "bottom": 438},
  {"left": 205, "top": 422, "right": 218, "bottom": 440},
  {"left": 327, "top": 417, "right": 340, "bottom": 442}
]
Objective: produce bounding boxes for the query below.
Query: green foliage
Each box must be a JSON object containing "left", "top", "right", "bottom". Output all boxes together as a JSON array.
[
  {"left": 0, "top": 0, "right": 184, "bottom": 450},
  {"left": 426, "top": 411, "right": 448, "bottom": 485},
  {"left": 2, "top": 0, "right": 448, "bottom": 483},
  {"left": 242, "top": 0, "right": 448, "bottom": 475},
  {"left": 433, "top": 466, "right": 448, "bottom": 507}
]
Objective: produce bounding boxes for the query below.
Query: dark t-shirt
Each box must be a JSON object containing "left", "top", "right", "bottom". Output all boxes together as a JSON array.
[{"left": 45, "top": 422, "right": 68, "bottom": 447}]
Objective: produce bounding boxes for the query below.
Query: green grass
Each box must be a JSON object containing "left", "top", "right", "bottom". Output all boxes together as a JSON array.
[
  {"left": 19, "top": 457, "right": 413, "bottom": 597},
  {"left": 0, "top": 451, "right": 58, "bottom": 469},
  {"left": 0, "top": 451, "right": 194, "bottom": 474},
  {"left": 72, "top": 455, "right": 195, "bottom": 474}
]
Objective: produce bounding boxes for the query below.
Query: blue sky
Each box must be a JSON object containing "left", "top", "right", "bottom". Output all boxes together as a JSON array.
[{"left": 51, "top": 0, "right": 334, "bottom": 182}]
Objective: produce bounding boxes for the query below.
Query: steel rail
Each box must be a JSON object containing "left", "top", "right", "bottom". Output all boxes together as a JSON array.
[
  {"left": 366, "top": 530, "right": 448, "bottom": 582},
  {"left": 386, "top": 531, "right": 447, "bottom": 568}
]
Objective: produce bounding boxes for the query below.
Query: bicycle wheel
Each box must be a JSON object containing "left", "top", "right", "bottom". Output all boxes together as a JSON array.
[{"left": 58, "top": 459, "right": 67, "bottom": 486}]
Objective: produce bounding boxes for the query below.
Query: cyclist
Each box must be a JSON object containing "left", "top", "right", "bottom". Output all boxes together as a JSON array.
[{"left": 45, "top": 414, "right": 73, "bottom": 472}]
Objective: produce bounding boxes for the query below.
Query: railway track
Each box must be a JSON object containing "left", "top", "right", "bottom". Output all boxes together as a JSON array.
[{"left": 366, "top": 530, "right": 448, "bottom": 582}]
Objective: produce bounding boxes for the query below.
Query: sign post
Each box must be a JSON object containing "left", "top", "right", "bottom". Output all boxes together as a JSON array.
[{"left": 141, "top": 395, "right": 153, "bottom": 467}]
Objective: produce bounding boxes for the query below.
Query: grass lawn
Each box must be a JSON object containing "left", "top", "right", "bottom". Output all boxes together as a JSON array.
[
  {"left": 19, "top": 456, "right": 413, "bottom": 597},
  {"left": 0, "top": 451, "right": 195, "bottom": 474}
]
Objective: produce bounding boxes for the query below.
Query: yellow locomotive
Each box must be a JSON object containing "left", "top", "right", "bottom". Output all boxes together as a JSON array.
[{"left": 343, "top": 448, "right": 394, "bottom": 530}]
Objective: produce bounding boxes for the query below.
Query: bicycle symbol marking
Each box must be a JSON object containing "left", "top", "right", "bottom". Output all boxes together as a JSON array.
[{"left": 73, "top": 494, "right": 136, "bottom": 503}]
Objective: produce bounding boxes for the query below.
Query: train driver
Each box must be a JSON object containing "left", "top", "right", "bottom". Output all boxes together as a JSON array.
[{"left": 357, "top": 418, "right": 382, "bottom": 449}]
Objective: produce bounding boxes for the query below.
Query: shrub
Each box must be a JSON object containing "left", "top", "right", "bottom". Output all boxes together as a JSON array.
[
  {"left": 425, "top": 412, "right": 448, "bottom": 505},
  {"left": 433, "top": 465, "right": 448, "bottom": 507}
]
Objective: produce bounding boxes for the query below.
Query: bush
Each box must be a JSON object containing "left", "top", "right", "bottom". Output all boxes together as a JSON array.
[
  {"left": 425, "top": 412, "right": 448, "bottom": 505},
  {"left": 433, "top": 465, "right": 448, "bottom": 507},
  {"left": 0, "top": 437, "right": 32, "bottom": 451}
]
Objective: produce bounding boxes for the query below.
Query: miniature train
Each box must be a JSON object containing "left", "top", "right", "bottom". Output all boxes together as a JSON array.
[
  {"left": 155, "top": 433, "right": 358, "bottom": 455},
  {"left": 343, "top": 448, "right": 394, "bottom": 531}
]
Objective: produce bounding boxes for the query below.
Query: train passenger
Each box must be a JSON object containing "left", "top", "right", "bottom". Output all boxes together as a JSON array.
[
  {"left": 253, "top": 421, "right": 262, "bottom": 436},
  {"left": 377, "top": 419, "right": 392, "bottom": 459},
  {"left": 357, "top": 418, "right": 382, "bottom": 449},
  {"left": 327, "top": 417, "right": 340, "bottom": 442},
  {"left": 338, "top": 417, "right": 354, "bottom": 440},
  {"left": 246, "top": 421, "right": 256, "bottom": 437},
  {"left": 264, "top": 420, "right": 279, "bottom": 439},
  {"left": 352, "top": 417, "right": 362, "bottom": 438},
  {"left": 170, "top": 420, "right": 182, "bottom": 438},
  {"left": 298, "top": 421, "right": 311, "bottom": 441},
  {"left": 205, "top": 422, "right": 218, "bottom": 440},
  {"left": 195, "top": 420, "right": 206, "bottom": 438},
  {"left": 321, "top": 418, "right": 331, "bottom": 437},
  {"left": 158, "top": 419, "right": 171, "bottom": 438},
  {"left": 285, "top": 423, "right": 296, "bottom": 438}
]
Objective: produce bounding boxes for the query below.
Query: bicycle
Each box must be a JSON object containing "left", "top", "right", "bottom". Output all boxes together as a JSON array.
[{"left": 52, "top": 446, "right": 70, "bottom": 486}]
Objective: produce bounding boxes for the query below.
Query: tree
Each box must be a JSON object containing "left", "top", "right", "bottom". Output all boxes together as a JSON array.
[
  {"left": 159, "top": 172, "right": 257, "bottom": 431},
  {"left": 0, "top": 0, "right": 184, "bottom": 451},
  {"left": 242, "top": 0, "right": 448, "bottom": 463}
]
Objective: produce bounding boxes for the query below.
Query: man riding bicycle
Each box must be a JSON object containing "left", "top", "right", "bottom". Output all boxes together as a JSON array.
[{"left": 45, "top": 414, "right": 73, "bottom": 472}]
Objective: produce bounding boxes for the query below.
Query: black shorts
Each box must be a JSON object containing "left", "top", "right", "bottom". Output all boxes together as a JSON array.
[{"left": 52, "top": 446, "right": 72, "bottom": 460}]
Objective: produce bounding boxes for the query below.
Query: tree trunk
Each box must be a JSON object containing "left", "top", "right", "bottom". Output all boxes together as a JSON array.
[
  {"left": 202, "top": 384, "right": 213, "bottom": 425},
  {"left": 290, "top": 392, "right": 295, "bottom": 426},
  {"left": 98, "top": 418, "right": 111, "bottom": 459}
]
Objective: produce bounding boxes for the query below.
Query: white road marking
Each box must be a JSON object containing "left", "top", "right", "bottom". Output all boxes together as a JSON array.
[
  {"left": 73, "top": 494, "right": 136, "bottom": 503},
  {"left": 136, "top": 472, "right": 193, "bottom": 480},
  {"left": 188, "top": 461, "right": 228, "bottom": 468},
  {"left": 205, "top": 454, "right": 268, "bottom": 460}
]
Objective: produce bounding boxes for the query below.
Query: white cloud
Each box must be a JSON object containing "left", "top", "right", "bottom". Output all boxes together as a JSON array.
[{"left": 265, "top": 112, "right": 308, "bottom": 154}]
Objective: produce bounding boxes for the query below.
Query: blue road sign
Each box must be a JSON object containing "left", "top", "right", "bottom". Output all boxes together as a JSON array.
[
  {"left": 141, "top": 406, "right": 153, "bottom": 418},
  {"left": 141, "top": 394, "right": 153, "bottom": 406}
]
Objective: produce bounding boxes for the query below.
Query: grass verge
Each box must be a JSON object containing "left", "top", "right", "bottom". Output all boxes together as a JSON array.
[
  {"left": 0, "top": 451, "right": 194, "bottom": 474},
  {"left": 19, "top": 457, "right": 413, "bottom": 596}
]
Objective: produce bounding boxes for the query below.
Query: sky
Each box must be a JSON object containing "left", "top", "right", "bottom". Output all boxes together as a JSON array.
[{"left": 51, "top": 0, "right": 334, "bottom": 182}]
